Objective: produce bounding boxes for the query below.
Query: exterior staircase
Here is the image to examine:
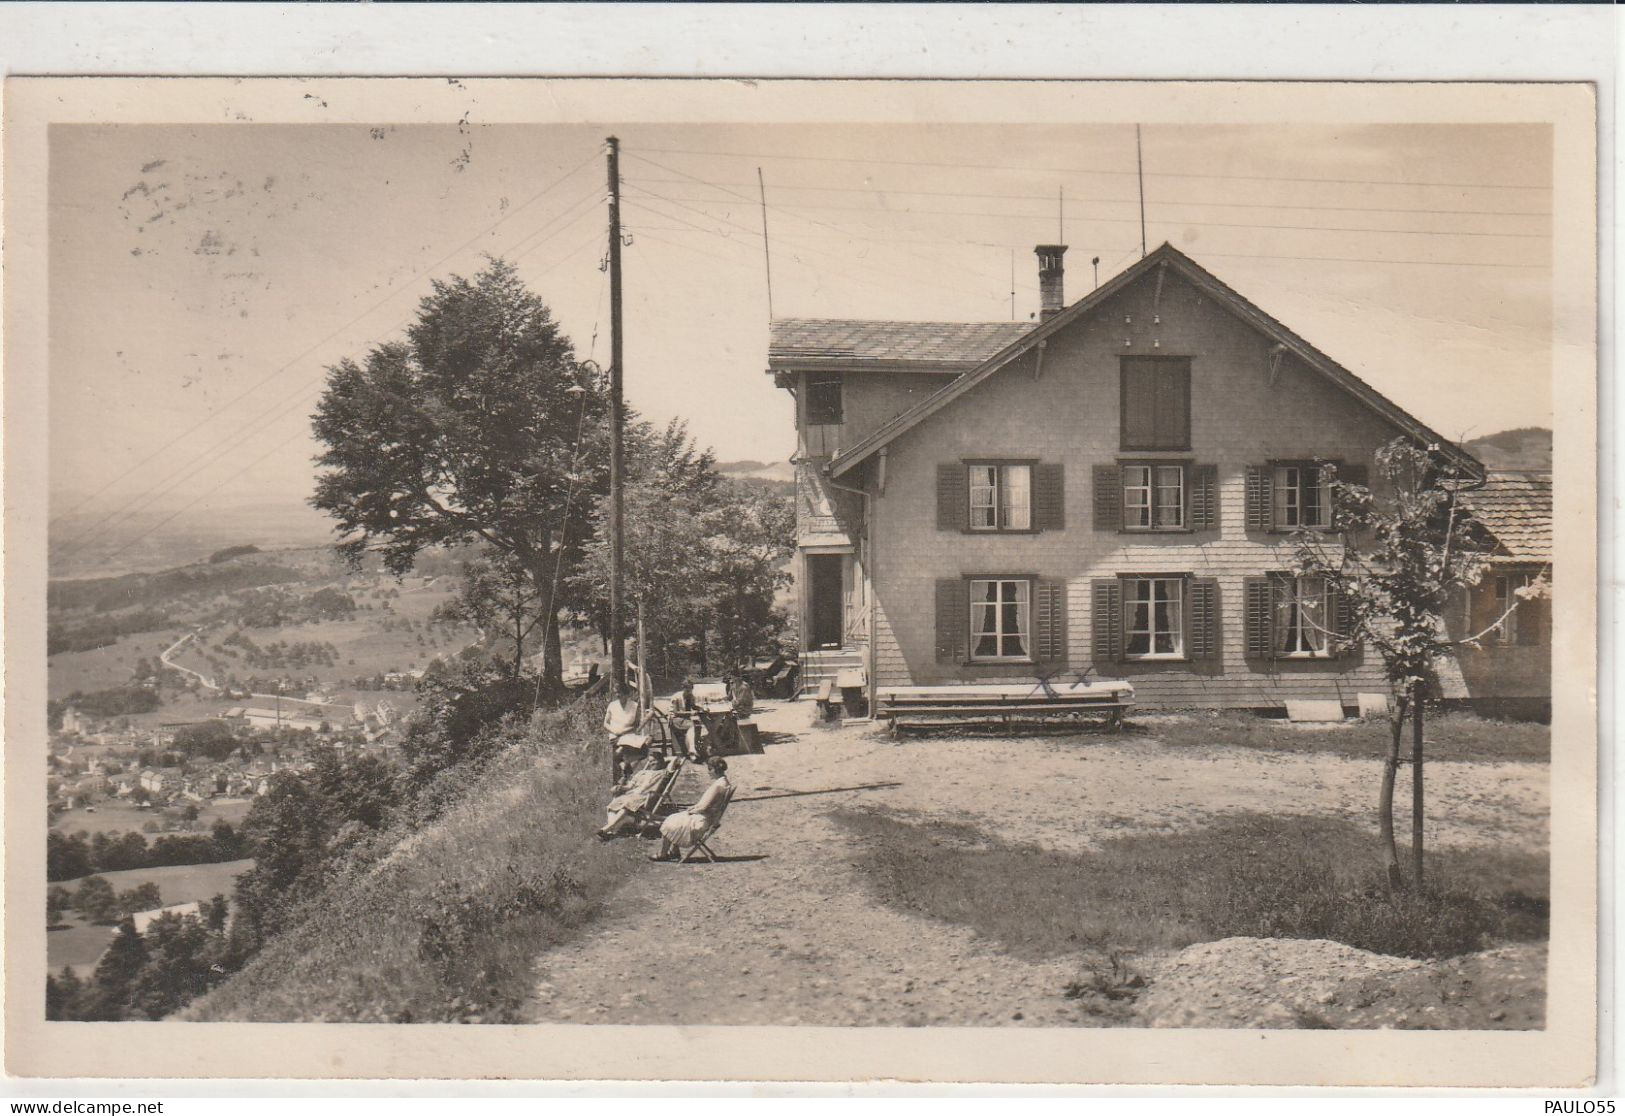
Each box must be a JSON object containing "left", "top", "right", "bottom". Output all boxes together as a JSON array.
[{"left": 798, "top": 648, "right": 866, "bottom": 697}]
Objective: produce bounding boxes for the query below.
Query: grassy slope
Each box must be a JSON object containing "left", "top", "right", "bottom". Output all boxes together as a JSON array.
[
  {"left": 835, "top": 810, "right": 1547, "bottom": 962},
  {"left": 183, "top": 705, "right": 643, "bottom": 1023}
]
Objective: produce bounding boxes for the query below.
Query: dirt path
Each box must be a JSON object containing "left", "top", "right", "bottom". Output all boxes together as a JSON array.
[{"left": 526, "top": 703, "right": 1548, "bottom": 1027}]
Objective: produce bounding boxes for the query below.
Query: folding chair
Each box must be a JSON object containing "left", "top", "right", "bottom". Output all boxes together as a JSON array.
[
  {"left": 632, "top": 758, "right": 686, "bottom": 837},
  {"left": 679, "top": 782, "right": 738, "bottom": 863}
]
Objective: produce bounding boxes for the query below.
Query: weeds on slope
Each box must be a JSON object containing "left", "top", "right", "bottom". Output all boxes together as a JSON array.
[
  {"left": 184, "top": 703, "right": 640, "bottom": 1023},
  {"left": 834, "top": 810, "right": 1548, "bottom": 961}
]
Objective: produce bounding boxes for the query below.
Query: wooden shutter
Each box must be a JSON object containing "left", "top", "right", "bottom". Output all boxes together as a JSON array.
[
  {"left": 1329, "top": 581, "right": 1355, "bottom": 657},
  {"left": 1121, "top": 366, "right": 1157, "bottom": 449},
  {"left": 1035, "top": 580, "right": 1068, "bottom": 663},
  {"left": 1033, "top": 463, "right": 1065, "bottom": 531},
  {"left": 1155, "top": 362, "right": 1191, "bottom": 448},
  {"left": 1187, "top": 577, "right": 1219, "bottom": 659},
  {"left": 1093, "top": 465, "right": 1123, "bottom": 531},
  {"left": 1190, "top": 464, "right": 1218, "bottom": 530},
  {"left": 1245, "top": 466, "right": 1274, "bottom": 532},
  {"left": 934, "top": 579, "right": 969, "bottom": 663},
  {"left": 936, "top": 464, "right": 967, "bottom": 532},
  {"left": 1243, "top": 576, "right": 1275, "bottom": 658},
  {"left": 1091, "top": 579, "right": 1122, "bottom": 663}
]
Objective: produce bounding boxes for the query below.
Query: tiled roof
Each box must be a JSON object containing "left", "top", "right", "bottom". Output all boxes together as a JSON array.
[
  {"left": 769, "top": 318, "right": 1034, "bottom": 367},
  {"left": 1469, "top": 471, "right": 1552, "bottom": 562}
]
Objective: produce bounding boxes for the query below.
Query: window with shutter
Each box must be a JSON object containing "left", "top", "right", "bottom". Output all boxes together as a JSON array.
[
  {"left": 1120, "top": 357, "right": 1191, "bottom": 451},
  {"left": 1272, "top": 573, "right": 1333, "bottom": 658},
  {"left": 1091, "top": 579, "right": 1122, "bottom": 663},
  {"left": 1121, "top": 462, "right": 1188, "bottom": 531},
  {"left": 1272, "top": 463, "right": 1333, "bottom": 530},
  {"left": 966, "top": 461, "right": 1034, "bottom": 532},
  {"left": 1121, "top": 576, "right": 1186, "bottom": 659},
  {"left": 968, "top": 577, "right": 1034, "bottom": 662},
  {"left": 935, "top": 579, "right": 969, "bottom": 663},
  {"left": 1243, "top": 576, "right": 1275, "bottom": 658}
]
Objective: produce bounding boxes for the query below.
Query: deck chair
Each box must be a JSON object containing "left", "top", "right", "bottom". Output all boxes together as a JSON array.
[
  {"left": 632, "top": 758, "right": 686, "bottom": 837},
  {"left": 680, "top": 782, "right": 738, "bottom": 863}
]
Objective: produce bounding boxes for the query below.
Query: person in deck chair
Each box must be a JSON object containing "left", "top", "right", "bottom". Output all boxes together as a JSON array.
[
  {"left": 650, "top": 757, "right": 733, "bottom": 862},
  {"left": 597, "top": 754, "right": 680, "bottom": 840}
]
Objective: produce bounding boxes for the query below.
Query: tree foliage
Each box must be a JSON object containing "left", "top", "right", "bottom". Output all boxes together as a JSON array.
[
  {"left": 1293, "top": 438, "right": 1516, "bottom": 889},
  {"left": 311, "top": 258, "right": 607, "bottom": 687}
]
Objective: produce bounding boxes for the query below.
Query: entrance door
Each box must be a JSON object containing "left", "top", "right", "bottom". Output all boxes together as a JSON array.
[{"left": 807, "top": 554, "right": 845, "bottom": 650}]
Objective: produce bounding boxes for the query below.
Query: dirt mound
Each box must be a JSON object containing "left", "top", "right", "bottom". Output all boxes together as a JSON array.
[{"left": 1138, "top": 937, "right": 1546, "bottom": 1029}]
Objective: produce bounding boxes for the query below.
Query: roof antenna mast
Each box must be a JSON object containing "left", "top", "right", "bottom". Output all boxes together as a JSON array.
[
  {"left": 757, "top": 166, "right": 775, "bottom": 322},
  {"left": 1136, "top": 124, "right": 1147, "bottom": 258}
]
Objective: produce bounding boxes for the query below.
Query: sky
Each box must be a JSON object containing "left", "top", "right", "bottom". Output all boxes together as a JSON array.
[{"left": 48, "top": 120, "right": 1552, "bottom": 549}]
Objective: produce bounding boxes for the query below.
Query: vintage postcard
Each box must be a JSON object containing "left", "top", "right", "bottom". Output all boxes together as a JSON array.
[{"left": 3, "top": 77, "right": 1598, "bottom": 1086}]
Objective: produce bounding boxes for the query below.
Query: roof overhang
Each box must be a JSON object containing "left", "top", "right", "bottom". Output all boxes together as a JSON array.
[{"left": 829, "top": 243, "right": 1484, "bottom": 481}]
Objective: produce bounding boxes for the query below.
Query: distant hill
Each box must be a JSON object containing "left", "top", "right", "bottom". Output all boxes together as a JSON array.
[
  {"left": 1465, "top": 428, "right": 1552, "bottom": 472},
  {"left": 718, "top": 459, "right": 796, "bottom": 483}
]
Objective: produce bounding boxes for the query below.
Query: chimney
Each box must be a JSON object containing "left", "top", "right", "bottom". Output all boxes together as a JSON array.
[{"left": 1035, "top": 244, "right": 1068, "bottom": 320}]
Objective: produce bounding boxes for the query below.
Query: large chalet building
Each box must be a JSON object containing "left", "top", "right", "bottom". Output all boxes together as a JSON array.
[{"left": 769, "top": 242, "right": 1551, "bottom": 716}]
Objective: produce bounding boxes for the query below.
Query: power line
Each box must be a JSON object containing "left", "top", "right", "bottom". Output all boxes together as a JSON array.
[
  {"left": 56, "top": 148, "right": 604, "bottom": 527},
  {"left": 629, "top": 175, "right": 1552, "bottom": 219},
  {"left": 636, "top": 144, "right": 1552, "bottom": 193},
  {"left": 635, "top": 190, "right": 1551, "bottom": 241}
]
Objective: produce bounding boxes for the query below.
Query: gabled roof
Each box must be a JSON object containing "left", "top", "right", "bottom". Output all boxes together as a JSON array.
[
  {"left": 769, "top": 318, "right": 1033, "bottom": 371},
  {"left": 828, "top": 243, "right": 1483, "bottom": 479},
  {"left": 1468, "top": 471, "right": 1552, "bottom": 563}
]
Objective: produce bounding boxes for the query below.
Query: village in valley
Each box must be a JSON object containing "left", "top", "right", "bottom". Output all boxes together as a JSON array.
[{"left": 40, "top": 112, "right": 1566, "bottom": 1038}]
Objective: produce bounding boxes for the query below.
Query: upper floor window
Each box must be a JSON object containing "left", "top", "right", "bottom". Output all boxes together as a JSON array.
[
  {"left": 806, "top": 374, "right": 843, "bottom": 425},
  {"left": 1123, "top": 463, "right": 1186, "bottom": 530},
  {"left": 968, "top": 462, "right": 1032, "bottom": 532},
  {"left": 1489, "top": 571, "right": 1543, "bottom": 646},
  {"left": 1121, "top": 357, "right": 1191, "bottom": 451},
  {"left": 1273, "top": 462, "right": 1330, "bottom": 529}
]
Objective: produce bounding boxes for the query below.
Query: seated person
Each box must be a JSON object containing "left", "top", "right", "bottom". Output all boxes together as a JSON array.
[
  {"left": 669, "top": 677, "right": 704, "bottom": 760},
  {"left": 650, "top": 757, "right": 733, "bottom": 861},
  {"left": 603, "top": 684, "right": 645, "bottom": 782},
  {"left": 597, "top": 754, "right": 680, "bottom": 839},
  {"left": 728, "top": 673, "right": 755, "bottom": 718}
]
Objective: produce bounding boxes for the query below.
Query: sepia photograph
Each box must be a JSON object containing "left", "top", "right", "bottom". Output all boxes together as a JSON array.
[{"left": 3, "top": 76, "right": 1598, "bottom": 1087}]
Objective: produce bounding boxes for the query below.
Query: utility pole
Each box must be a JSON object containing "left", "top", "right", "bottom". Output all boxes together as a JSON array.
[
  {"left": 606, "top": 137, "right": 626, "bottom": 692},
  {"left": 757, "top": 167, "right": 775, "bottom": 321}
]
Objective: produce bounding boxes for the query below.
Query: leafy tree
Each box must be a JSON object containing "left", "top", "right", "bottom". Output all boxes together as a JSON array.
[
  {"left": 435, "top": 550, "right": 549, "bottom": 679},
  {"left": 310, "top": 258, "right": 607, "bottom": 689},
  {"left": 47, "top": 831, "right": 92, "bottom": 882},
  {"left": 118, "top": 882, "right": 162, "bottom": 916},
  {"left": 205, "top": 894, "right": 230, "bottom": 933},
  {"left": 47, "top": 886, "right": 73, "bottom": 926},
  {"left": 128, "top": 912, "right": 216, "bottom": 1020},
  {"left": 74, "top": 875, "right": 119, "bottom": 924},
  {"left": 1293, "top": 438, "right": 1525, "bottom": 889},
  {"left": 46, "top": 967, "right": 87, "bottom": 1021},
  {"left": 84, "top": 917, "right": 147, "bottom": 1019},
  {"left": 174, "top": 720, "right": 238, "bottom": 760}
]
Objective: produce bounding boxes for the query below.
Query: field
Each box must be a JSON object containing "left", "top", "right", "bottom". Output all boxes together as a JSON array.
[
  {"left": 47, "top": 628, "right": 189, "bottom": 701},
  {"left": 47, "top": 858, "right": 254, "bottom": 974},
  {"left": 51, "top": 796, "right": 253, "bottom": 839}
]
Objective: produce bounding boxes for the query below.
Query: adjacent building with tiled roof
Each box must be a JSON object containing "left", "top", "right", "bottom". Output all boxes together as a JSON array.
[
  {"left": 1469, "top": 471, "right": 1553, "bottom": 564},
  {"left": 772, "top": 242, "right": 1546, "bottom": 716}
]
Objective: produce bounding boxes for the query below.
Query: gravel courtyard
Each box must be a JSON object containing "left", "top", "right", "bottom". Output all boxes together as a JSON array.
[{"left": 526, "top": 700, "right": 1549, "bottom": 1028}]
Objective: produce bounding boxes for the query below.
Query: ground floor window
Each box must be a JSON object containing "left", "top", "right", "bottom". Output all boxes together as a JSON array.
[
  {"left": 1124, "top": 576, "right": 1184, "bottom": 659},
  {"left": 1274, "top": 574, "right": 1332, "bottom": 658},
  {"left": 970, "top": 578, "right": 1030, "bottom": 661}
]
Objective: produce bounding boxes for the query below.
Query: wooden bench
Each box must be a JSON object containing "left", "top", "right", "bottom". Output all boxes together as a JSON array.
[{"left": 876, "top": 681, "right": 1134, "bottom": 735}]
